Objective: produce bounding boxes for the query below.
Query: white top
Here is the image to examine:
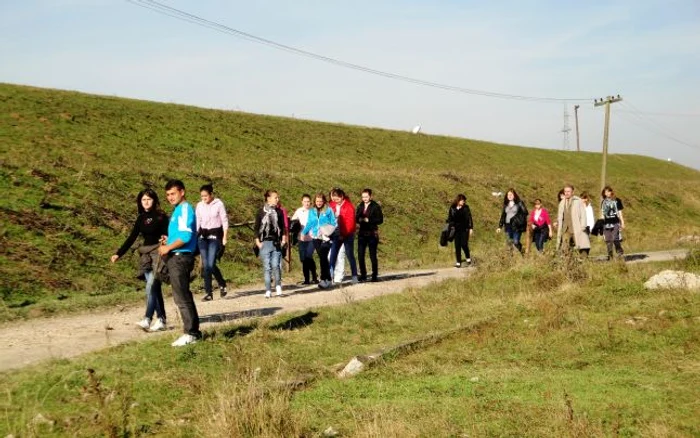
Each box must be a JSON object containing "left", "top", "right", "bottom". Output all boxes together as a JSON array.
[
  {"left": 585, "top": 204, "right": 595, "bottom": 228},
  {"left": 291, "top": 207, "right": 312, "bottom": 242}
]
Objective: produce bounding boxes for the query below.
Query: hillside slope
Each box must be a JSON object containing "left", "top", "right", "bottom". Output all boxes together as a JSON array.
[{"left": 1, "top": 83, "right": 699, "bottom": 319}]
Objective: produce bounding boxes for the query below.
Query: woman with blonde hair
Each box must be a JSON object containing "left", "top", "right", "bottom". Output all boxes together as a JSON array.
[{"left": 302, "top": 193, "right": 338, "bottom": 289}]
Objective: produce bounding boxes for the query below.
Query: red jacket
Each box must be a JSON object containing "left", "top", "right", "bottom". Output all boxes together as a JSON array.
[{"left": 329, "top": 197, "right": 357, "bottom": 238}]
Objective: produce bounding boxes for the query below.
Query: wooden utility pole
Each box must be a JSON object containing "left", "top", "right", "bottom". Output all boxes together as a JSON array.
[
  {"left": 574, "top": 104, "right": 581, "bottom": 152},
  {"left": 594, "top": 95, "right": 623, "bottom": 193}
]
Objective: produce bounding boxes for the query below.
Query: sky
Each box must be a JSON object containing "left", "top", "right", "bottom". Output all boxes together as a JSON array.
[{"left": 2, "top": 0, "right": 699, "bottom": 170}]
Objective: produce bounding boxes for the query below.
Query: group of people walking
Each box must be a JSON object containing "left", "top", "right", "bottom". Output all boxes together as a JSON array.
[
  {"left": 110, "top": 181, "right": 383, "bottom": 346},
  {"left": 111, "top": 179, "right": 624, "bottom": 347},
  {"left": 444, "top": 184, "right": 626, "bottom": 266}
]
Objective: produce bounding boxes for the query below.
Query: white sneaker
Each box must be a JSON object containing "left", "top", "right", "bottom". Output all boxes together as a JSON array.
[
  {"left": 136, "top": 318, "right": 151, "bottom": 330},
  {"left": 265, "top": 290, "right": 272, "bottom": 298},
  {"left": 149, "top": 318, "right": 166, "bottom": 332},
  {"left": 318, "top": 280, "right": 330, "bottom": 289},
  {"left": 455, "top": 262, "right": 461, "bottom": 268},
  {"left": 350, "top": 276, "right": 359, "bottom": 284},
  {"left": 171, "top": 334, "right": 198, "bottom": 347},
  {"left": 275, "top": 285, "right": 283, "bottom": 296}
]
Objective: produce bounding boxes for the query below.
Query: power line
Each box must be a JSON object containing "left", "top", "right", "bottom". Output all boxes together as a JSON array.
[
  {"left": 126, "top": 0, "right": 591, "bottom": 103},
  {"left": 615, "top": 101, "right": 700, "bottom": 151},
  {"left": 617, "top": 109, "right": 700, "bottom": 118}
]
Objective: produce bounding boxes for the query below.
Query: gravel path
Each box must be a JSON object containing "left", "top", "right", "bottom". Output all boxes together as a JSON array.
[{"left": 0, "top": 249, "right": 689, "bottom": 372}]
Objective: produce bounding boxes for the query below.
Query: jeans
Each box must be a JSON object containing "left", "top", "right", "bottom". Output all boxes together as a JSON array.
[
  {"left": 167, "top": 253, "right": 201, "bottom": 337},
  {"left": 259, "top": 240, "right": 282, "bottom": 290},
  {"left": 198, "top": 238, "right": 226, "bottom": 295},
  {"left": 505, "top": 224, "right": 523, "bottom": 253},
  {"left": 330, "top": 233, "right": 358, "bottom": 279},
  {"left": 357, "top": 234, "right": 379, "bottom": 280},
  {"left": 308, "top": 239, "right": 332, "bottom": 281},
  {"left": 533, "top": 227, "right": 548, "bottom": 252},
  {"left": 143, "top": 270, "right": 166, "bottom": 321},
  {"left": 298, "top": 241, "right": 317, "bottom": 283},
  {"left": 453, "top": 229, "right": 471, "bottom": 263}
]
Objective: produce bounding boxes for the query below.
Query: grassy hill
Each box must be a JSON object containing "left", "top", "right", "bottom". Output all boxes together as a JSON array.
[{"left": 1, "top": 83, "right": 699, "bottom": 320}]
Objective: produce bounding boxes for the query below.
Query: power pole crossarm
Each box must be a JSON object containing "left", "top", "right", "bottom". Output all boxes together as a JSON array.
[{"left": 594, "top": 95, "right": 623, "bottom": 194}]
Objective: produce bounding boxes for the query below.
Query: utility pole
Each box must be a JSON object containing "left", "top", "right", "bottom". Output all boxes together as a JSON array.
[
  {"left": 594, "top": 95, "right": 623, "bottom": 193},
  {"left": 574, "top": 104, "right": 580, "bottom": 152}
]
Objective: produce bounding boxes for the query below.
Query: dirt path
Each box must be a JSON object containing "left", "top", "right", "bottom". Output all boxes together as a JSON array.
[{"left": 0, "top": 249, "right": 689, "bottom": 372}]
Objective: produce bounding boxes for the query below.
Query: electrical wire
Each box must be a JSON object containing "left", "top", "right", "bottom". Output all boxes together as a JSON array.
[
  {"left": 615, "top": 101, "right": 700, "bottom": 151},
  {"left": 126, "top": 0, "right": 591, "bottom": 103}
]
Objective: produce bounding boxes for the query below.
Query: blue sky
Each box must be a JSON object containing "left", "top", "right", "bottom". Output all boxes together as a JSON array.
[{"left": 2, "top": 0, "right": 699, "bottom": 170}]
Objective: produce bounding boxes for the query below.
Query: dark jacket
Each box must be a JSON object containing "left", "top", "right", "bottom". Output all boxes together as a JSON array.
[
  {"left": 447, "top": 205, "right": 473, "bottom": 231},
  {"left": 499, "top": 200, "right": 528, "bottom": 232},
  {"left": 355, "top": 200, "right": 384, "bottom": 236},
  {"left": 116, "top": 210, "right": 169, "bottom": 258},
  {"left": 254, "top": 205, "right": 287, "bottom": 243}
]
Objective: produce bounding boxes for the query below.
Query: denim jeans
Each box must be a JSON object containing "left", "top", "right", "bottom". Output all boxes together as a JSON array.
[
  {"left": 259, "top": 240, "right": 282, "bottom": 290},
  {"left": 198, "top": 237, "right": 226, "bottom": 295},
  {"left": 330, "top": 233, "right": 358, "bottom": 279},
  {"left": 298, "top": 240, "right": 317, "bottom": 282},
  {"left": 357, "top": 234, "right": 379, "bottom": 280},
  {"left": 167, "top": 253, "right": 201, "bottom": 337},
  {"left": 143, "top": 270, "right": 166, "bottom": 321},
  {"left": 505, "top": 224, "right": 523, "bottom": 253},
  {"left": 533, "top": 227, "right": 548, "bottom": 252},
  {"left": 308, "top": 239, "right": 332, "bottom": 281}
]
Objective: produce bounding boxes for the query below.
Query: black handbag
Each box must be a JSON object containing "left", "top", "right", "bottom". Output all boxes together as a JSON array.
[{"left": 591, "top": 219, "right": 605, "bottom": 236}]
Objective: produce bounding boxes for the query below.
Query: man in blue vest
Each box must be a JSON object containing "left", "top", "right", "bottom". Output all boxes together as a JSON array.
[{"left": 159, "top": 179, "right": 201, "bottom": 346}]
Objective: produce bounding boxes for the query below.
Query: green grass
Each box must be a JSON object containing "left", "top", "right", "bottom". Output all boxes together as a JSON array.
[
  {"left": 1, "top": 82, "right": 700, "bottom": 321},
  {"left": 1, "top": 253, "right": 698, "bottom": 437}
]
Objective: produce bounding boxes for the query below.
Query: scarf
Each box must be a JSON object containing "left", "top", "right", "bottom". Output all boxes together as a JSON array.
[{"left": 259, "top": 204, "right": 280, "bottom": 240}]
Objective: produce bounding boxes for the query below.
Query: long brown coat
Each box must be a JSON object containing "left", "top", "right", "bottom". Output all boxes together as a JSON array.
[{"left": 556, "top": 196, "right": 591, "bottom": 250}]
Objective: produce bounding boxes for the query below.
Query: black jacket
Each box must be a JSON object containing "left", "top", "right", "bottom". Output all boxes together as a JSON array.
[
  {"left": 355, "top": 200, "right": 384, "bottom": 236},
  {"left": 499, "top": 201, "right": 528, "bottom": 232},
  {"left": 447, "top": 205, "right": 473, "bottom": 231},
  {"left": 254, "top": 205, "right": 287, "bottom": 243},
  {"left": 116, "top": 210, "right": 169, "bottom": 258}
]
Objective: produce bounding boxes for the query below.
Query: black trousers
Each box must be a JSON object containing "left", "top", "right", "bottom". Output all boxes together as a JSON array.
[
  {"left": 453, "top": 229, "right": 471, "bottom": 263},
  {"left": 309, "top": 240, "right": 332, "bottom": 281},
  {"left": 357, "top": 234, "right": 379, "bottom": 280},
  {"left": 167, "top": 253, "right": 201, "bottom": 337}
]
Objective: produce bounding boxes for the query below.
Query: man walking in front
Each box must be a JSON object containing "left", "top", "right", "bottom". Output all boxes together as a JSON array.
[
  {"left": 159, "top": 179, "right": 202, "bottom": 347},
  {"left": 556, "top": 184, "right": 590, "bottom": 257}
]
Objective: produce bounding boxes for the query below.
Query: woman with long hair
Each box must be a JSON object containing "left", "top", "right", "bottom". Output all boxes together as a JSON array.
[
  {"left": 601, "top": 185, "right": 625, "bottom": 259},
  {"left": 496, "top": 188, "right": 528, "bottom": 254},
  {"left": 302, "top": 192, "right": 338, "bottom": 289},
  {"left": 110, "top": 188, "right": 169, "bottom": 332},
  {"left": 447, "top": 193, "right": 474, "bottom": 267},
  {"left": 196, "top": 183, "right": 228, "bottom": 302},
  {"left": 329, "top": 187, "right": 359, "bottom": 283}
]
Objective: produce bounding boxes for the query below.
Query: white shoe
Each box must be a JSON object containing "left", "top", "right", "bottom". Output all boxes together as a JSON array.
[
  {"left": 318, "top": 280, "right": 330, "bottom": 289},
  {"left": 275, "top": 285, "right": 283, "bottom": 296},
  {"left": 171, "top": 334, "right": 198, "bottom": 347},
  {"left": 265, "top": 290, "right": 272, "bottom": 298},
  {"left": 136, "top": 318, "right": 151, "bottom": 330},
  {"left": 149, "top": 318, "right": 166, "bottom": 332},
  {"left": 455, "top": 262, "right": 461, "bottom": 268},
  {"left": 350, "top": 276, "right": 359, "bottom": 284}
]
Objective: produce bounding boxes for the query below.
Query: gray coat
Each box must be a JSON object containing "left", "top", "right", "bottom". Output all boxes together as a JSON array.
[{"left": 556, "top": 196, "right": 591, "bottom": 250}]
